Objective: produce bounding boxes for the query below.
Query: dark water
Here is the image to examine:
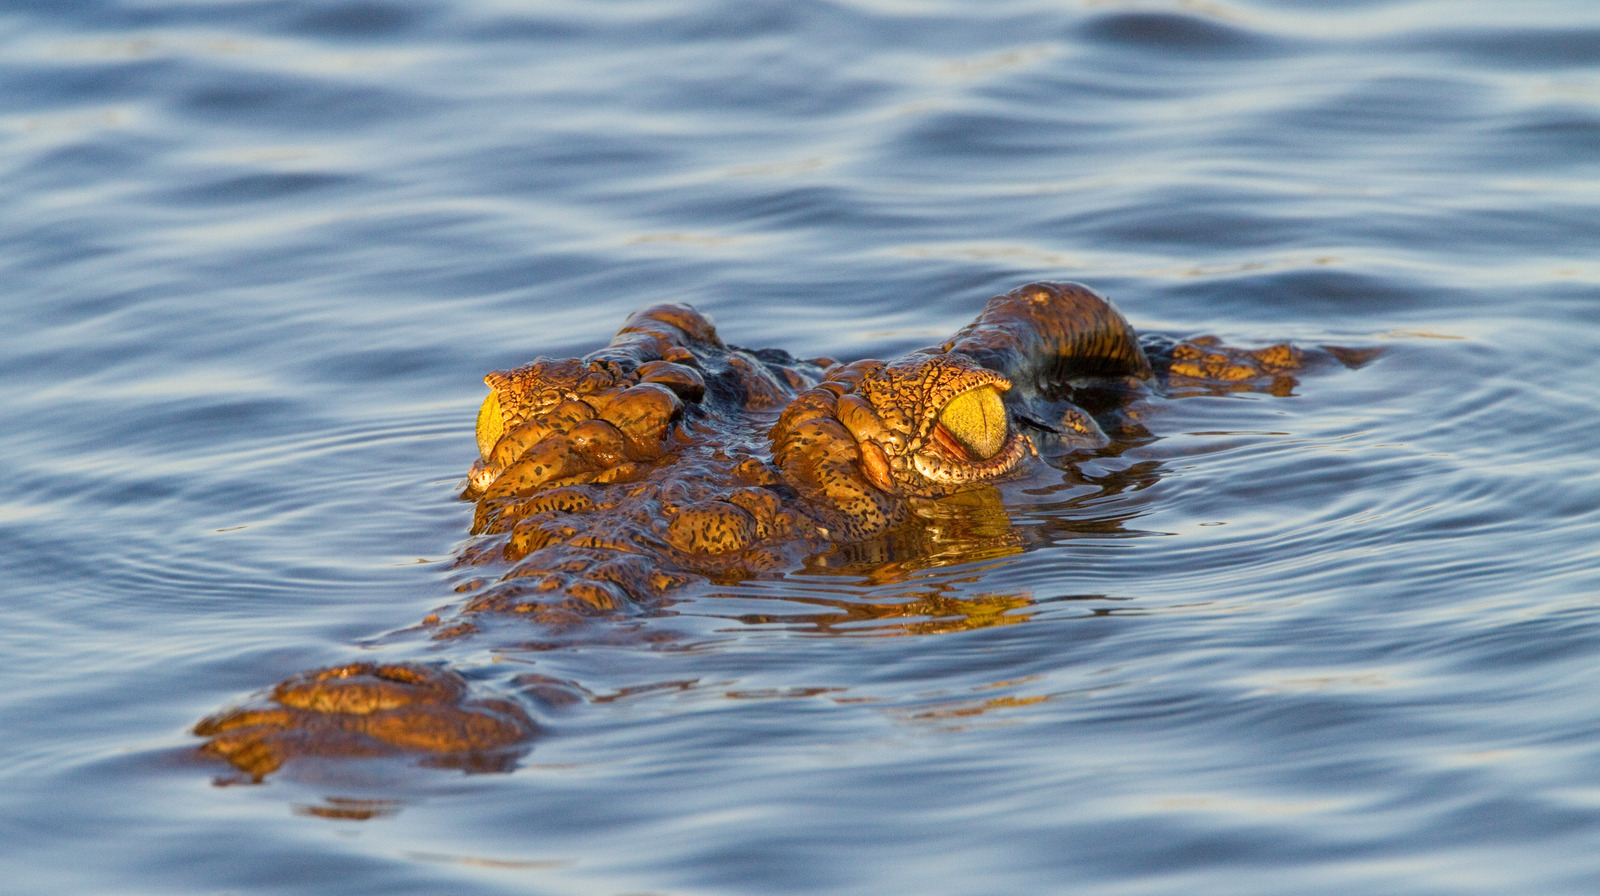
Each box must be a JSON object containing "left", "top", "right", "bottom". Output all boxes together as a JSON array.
[{"left": 5, "top": 0, "right": 1600, "bottom": 892}]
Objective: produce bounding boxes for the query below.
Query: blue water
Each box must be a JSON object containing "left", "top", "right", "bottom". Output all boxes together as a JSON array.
[{"left": 4, "top": 0, "right": 1600, "bottom": 893}]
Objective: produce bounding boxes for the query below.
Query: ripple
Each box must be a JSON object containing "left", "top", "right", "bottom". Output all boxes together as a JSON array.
[
  {"left": 1407, "top": 25, "right": 1600, "bottom": 69},
  {"left": 1074, "top": 9, "right": 1286, "bottom": 59},
  {"left": 287, "top": 1, "right": 425, "bottom": 39}
]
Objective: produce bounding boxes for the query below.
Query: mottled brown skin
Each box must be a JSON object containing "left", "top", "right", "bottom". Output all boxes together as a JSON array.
[
  {"left": 194, "top": 663, "right": 537, "bottom": 778},
  {"left": 195, "top": 282, "right": 1337, "bottom": 779}
]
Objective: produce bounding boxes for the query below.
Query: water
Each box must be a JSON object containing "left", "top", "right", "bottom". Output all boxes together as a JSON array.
[{"left": 4, "top": 0, "right": 1600, "bottom": 892}]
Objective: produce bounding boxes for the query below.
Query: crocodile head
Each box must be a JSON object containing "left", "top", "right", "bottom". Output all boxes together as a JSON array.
[{"left": 194, "top": 283, "right": 1356, "bottom": 781}]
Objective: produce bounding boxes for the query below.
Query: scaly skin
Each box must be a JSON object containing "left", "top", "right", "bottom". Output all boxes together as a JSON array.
[
  {"left": 195, "top": 282, "right": 1342, "bottom": 779},
  {"left": 194, "top": 663, "right": 537, "bottom": 777}
]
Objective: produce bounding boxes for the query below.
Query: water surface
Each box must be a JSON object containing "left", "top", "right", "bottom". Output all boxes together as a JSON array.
[{"left": 4, "top": 0, "right": 1600, "bottom": 893}]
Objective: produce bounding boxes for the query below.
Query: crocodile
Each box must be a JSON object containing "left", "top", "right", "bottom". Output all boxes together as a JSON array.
[{"left": 194, "top": 282, "right": 1348, "bottom": 779}]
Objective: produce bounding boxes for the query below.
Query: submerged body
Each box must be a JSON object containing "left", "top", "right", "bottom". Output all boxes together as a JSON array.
[{"left": 195, "top": 282, "right": 1328, "bottom": 778}]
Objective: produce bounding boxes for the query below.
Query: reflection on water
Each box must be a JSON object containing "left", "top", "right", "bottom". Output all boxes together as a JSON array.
[
  {"left": 714, "top": 586, "right": 1134, "bottom": 638},
  {"left": 804, "top": 486, "right": 1028, "bottom": 579},
  {"left": 294, "top": 797, "right": 403, "bottom": 821}
]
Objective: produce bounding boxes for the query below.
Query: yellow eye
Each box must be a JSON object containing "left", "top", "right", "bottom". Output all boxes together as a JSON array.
[
  {"left": 937, "top": 386, "right": 1007, "bottom": 459},
  {"left": 475, "top": 390, "right": 505, "bottom": 460}
]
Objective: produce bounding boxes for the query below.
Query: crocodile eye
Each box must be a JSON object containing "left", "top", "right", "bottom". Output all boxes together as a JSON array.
[
  {"left": 936, "top": 385, "right": 1007, "bottom": 460},
  {"left": 475, "top": 390, "right": 505, "bottom": 460}
]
